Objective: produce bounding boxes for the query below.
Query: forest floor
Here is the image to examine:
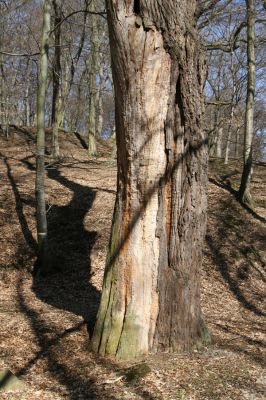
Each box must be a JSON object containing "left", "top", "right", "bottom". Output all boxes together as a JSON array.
[{"left": 0, "top": 126, "right": 265, "bottom": 400}]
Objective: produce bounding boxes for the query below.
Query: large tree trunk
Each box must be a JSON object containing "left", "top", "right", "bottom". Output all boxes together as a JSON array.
[
  {"left": 35, "top": 0, "right": 51, "bottom": 267},
  {"left": 91, "top": 0, "right": 210, "bottom": 360},
  {"left": 239, "top": 0, "right": 255, "bottom": 207}
]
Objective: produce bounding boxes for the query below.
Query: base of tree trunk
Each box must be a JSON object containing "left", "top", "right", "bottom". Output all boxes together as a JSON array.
[
  {"left": 88, "top": 133, "right": 97, "bottom": 156},
  {"left": 239, "top": 188, "right": 255, "bottom": 209}
]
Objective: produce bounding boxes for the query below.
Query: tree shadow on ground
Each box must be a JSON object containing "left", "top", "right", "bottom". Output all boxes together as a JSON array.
[
  {"left": 209, "top": 177, "right": 266, "bottom": 224},
  {"left": 15, "top": 279, "right": 121, "bottom": 400},
  {"left": 213, "top": 322, "right": 266, "bottom": 368},
  {"left": 32, "top": 166, "right": 100, "bottom": 332},
  {"left": 6, "top": 153, "right": 157, "bottom": 399},
  {"left": 206, "top": 186, "right": 266, "bottom": 318},
  {"left": 10, "top": 152, "right": 100, "bottom": 331},
  {"left": 1, "top": 154, "right": 37, "bottom": 254},
  {"left": 16, "top": 277, "right": 157, "bottom": 399},
  {"left": 206, "top": 233, "right": 265, "bottom": 318},
  {"left": 205, "top": 178, "right": 266, "bottom": 366}
]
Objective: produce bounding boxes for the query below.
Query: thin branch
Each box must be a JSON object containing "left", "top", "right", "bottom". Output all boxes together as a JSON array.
[
  {"left": 197, "top": 0, "right": 234, "bottom": 29},
  {"left": 204, "top": 21, "right": 246, "bottom": 52},
  {"left": 0, "top": 51, "right": 40, "bottom": 57},
  {"left": 207, "top": 100, "right": 232, "bottom": 105},
  {"left": 49, "top": 9, "right": 107, "bottom": 35}
]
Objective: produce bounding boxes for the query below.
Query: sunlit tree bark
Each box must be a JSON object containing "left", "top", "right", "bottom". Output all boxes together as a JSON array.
[
  {"left": 91, "top": 0, "right": 210, "bottom": 360},
  {"left": 87, "top": 0, "right": 99, "bottom": 156},
  {"left": 239, "top": 0, "right": 255, "bottom": 207},
  {"left": 35, "top": 0, "right": 51, "bottom": 266},
  {"left": 51, "top": 0, "right": 62, "bottom": 159}
]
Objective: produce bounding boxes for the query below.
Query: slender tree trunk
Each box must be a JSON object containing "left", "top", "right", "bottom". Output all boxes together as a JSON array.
[
  {"left": 24, "top": 63, "right": 31, "bottom": 126},
  {"left": 224, "top": 98, "right": 236, "bottom": 164},
  {"left": 96, "top": 62, "right": 104, "bottom": 138},
  {"left": 87, "top": 0, "right": 99, "bottom": 156},
  {"left": 216, "top": 127, "right": 223, "bottom": 158},
  {"left": 74, "top": 69, "right": 86, "bottom": 132},
  {"left": 35, "top": 0, "right": 51, "bottom": 267},
  {"left": 91, "top": 0, "right": 210, "bottom": 360},
  {"left": 58, "top": 59, "right": 70, "bottom": 128},
  {"left": 0, "top": 19, "right": 4, "bottom": 129},
  {"left": 25, "top": 86, "right": 30, "bottom": 126},
  {"left": 4, "top": 96, "right": 9, "bottom": 138},
  {"left": 224, "top": 128, "right": 231, "bottom": 164},
  {"left": 239, "top": 0, "right": 255, "bottom": 207},
  {"left": 209, "top": 108, "right": 220, "bottom": 157},
  {"left": 234, "top": 126, "right": 240, "bottom": 158},
  {"left": 51, "top": 0, "right": 62, "bottom": 159}
]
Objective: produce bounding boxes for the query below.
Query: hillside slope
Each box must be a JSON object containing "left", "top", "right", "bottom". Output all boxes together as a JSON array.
[{"left": 0, "top": 127, "right": 265, "bottom": 400}]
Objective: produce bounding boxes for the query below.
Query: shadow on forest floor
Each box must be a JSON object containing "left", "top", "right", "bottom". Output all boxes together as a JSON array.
[
  {"left": 0, "top": 149, "right": 159, "bottom": 398},
  {"left": 15, "top": 277, "right": 159, "bottom": 399},
  {"left": 204, "top": 168, "right": 266, "bottom": 368},
  {"left": 1, "top": 147, "right": 265, "bottom": 399},
  {"left": 17, "top": 156, "right": 101, "bottom": 333},
  {"left": 209, "top": 176, "right": 266, "bottom": 224}
]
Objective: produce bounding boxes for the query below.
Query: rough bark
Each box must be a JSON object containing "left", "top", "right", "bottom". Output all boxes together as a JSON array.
[
  {"left": 91, "top": 0, "right": 210, "bottom": 360},
  {"left": 35, "top": 0, "right": 51, "bottom": 266},
  {"left": 239, "top": 0, "right": 255, "bottom": 208}
]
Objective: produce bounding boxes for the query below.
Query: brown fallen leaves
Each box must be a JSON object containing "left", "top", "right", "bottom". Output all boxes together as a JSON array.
[{"left": 0, "top": 129, "right": 265, "bottom": 399}]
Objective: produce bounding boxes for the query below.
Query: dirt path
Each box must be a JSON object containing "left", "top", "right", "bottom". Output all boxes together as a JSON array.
[{"left": 0, "top": 129, "right": 265, "bottom": 399}]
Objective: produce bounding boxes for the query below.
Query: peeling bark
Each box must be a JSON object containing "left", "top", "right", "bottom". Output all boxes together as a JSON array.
[{"left": 91, "top": 0, "right": 210, "bottom": 360}]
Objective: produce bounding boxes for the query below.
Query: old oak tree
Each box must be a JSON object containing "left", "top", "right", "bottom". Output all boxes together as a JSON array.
[{"left": 91, "top": 0, "right": 210, "bottom": 360}]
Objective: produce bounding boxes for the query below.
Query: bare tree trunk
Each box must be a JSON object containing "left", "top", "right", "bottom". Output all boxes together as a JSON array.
[
  {"left": 96, "top": 62, "right": 104, "bottom": 138},
  {"left": 239, "top": 0, "right": 255, "bottom": 208},
  {"left": 224, "top": 109, "right": 233, "bottom": 164},
  {"left": 234, "top": 126, "right": 240, "bottom": 158},
  {"left": 216, "top": 127, "right": 223, "bottom": 158},
  {"left": 51, "top": 0, "right": 62, "bottom": 159},
  {"left": 4, "top": 96, "right": 10, "bottom": 138},
  {"left": 24, "top": 62, "right": 31, "bottom": 126},
  {"left": 0, "top": 19, "right": 4, "bottom": 129},
  {"left": 87, "top": 0, "right": 99, "bottom": 156},
  {"left": 35, "top": 0, "right": 51, "bottom": 268},
  {"left": 58, "top": 59, "right": 70, "bottom": 128},
  {"left": 91, "top": 0, "right": 210, "bottom": 360},
  {"left": 224, "top": 99, "right": 236, "bottom": 164}
]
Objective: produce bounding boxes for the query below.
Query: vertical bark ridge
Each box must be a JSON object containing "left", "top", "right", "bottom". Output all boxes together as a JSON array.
[{"left": 91, "top": 0, "right": 210, "bottom": 360}]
